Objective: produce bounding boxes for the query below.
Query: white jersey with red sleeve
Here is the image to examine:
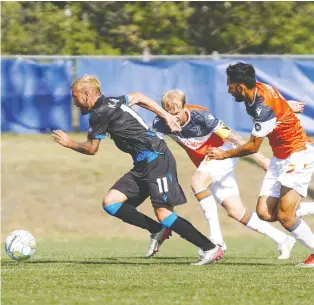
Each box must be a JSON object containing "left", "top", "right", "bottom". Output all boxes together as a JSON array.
[{"left": 152, "top": 105, "right": 230, "bottom": 167}]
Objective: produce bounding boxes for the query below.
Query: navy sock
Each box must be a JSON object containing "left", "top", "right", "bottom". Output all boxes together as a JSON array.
[
  {"left": 104, "top": 203, "right": 162, "bottom": 234},
  {"left": 162, "top": 214, "right": 216, "bottom": 251}
]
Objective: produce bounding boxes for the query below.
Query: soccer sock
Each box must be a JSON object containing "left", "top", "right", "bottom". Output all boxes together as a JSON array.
[
  {"left": 104, "top": 202, "right": 162, "bottom": 233},
  {"left": 296, "top": 202, "right": 314, "bottom": 217},
  {"left": 195, "top": 190, "right": 224, "bottom": 244},
  {"left": 239, "top": 209, "right": 287, "bottom": 245},
  {"left": 161, "top": 213, "right": 216, "bottom": 251},
  {"left": 288, "top": 219, "right": 314, "bottom": 251}
]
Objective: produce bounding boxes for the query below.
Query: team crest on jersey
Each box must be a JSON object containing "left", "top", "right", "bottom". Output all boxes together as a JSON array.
[
  {"left": 256, "top": 107, "right": 262, "bottom": 117},
  {"left": 255, "top": 123, "right": 262, "bottom": 131}
]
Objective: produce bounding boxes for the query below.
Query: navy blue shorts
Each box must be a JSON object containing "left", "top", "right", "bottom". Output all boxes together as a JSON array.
[{"left": 111, "top": 149, "right": 187, "bottom": 208}]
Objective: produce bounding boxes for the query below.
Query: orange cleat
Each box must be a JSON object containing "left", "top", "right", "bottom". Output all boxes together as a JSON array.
[{"left": 296, "top": 254, "right": 314, "bottom": 268}]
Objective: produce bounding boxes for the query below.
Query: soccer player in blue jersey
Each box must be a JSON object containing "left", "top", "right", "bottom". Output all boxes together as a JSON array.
[{"left": 52, "top": 74, "right": 223, "bottom": 265}]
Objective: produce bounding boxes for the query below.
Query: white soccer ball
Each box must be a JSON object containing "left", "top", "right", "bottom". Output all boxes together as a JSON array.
[{"left": 5, "top": 230, "right": 36, "bottom": 261}]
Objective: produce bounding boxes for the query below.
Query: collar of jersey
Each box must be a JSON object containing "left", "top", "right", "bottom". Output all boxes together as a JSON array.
[
  {"left": 247, "top": 88, "right": 258, "bottom": 107},
  {"left": 89, "top": 95, "right": 104, "bottom": 114},
  {"left": 181, "top": 108, "right": 191, "bottom": 128}
]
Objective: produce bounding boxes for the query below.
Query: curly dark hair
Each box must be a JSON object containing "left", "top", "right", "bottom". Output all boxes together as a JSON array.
[{"left": 226, "top": 62, "right": 256, "bottom": 89}]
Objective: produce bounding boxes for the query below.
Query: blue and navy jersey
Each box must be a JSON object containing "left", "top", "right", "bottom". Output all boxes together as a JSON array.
[{"left": 88, "top": 95, "right": 167, "bottom": 157}]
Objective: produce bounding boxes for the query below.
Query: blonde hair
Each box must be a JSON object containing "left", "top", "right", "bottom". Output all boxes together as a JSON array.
[
  {"left": 161, "top": 89, "right": 186, "bottom": 111},
  {"left": 71, "top": 74, "right": 101, "bottom": 93}
]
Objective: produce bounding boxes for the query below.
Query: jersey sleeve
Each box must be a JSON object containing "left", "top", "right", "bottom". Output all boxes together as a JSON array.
[
  {"left": 200, "top": 110, "right": 219, "bottom": 131},
  {"left": 201, "top": 110, "right": 232, "bottom": 139},
  {"left": 152, "top": 116, "right": 169, "bottom": 140},
  {"left": 251, "top": 97, "right": 277, "bottom": 137}
]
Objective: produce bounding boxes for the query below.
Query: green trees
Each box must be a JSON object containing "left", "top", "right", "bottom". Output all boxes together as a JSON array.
[
  {"left": 189, "top": 1, "right": 314, "bottom": 54},
  {"left": 2, "top": 1, "right": 313, "bottom": 55}
]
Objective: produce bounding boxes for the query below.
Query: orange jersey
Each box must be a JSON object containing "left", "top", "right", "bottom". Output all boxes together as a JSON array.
[
  {"left": 245, "top": 81, "right": 310, "bottom": 159},
  {"left": 153, "top": 105, "right": 226, "bottom": 167}
]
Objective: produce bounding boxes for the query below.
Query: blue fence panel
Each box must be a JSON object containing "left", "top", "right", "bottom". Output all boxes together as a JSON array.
[
  {"left": 77, "top": 59, "right": 217, "bottom": 131},
  {"left": 77, "top": 58, "right": 314, "bottom": 135},
  {"left": 2, "top": 58, "right": 313, "bottom": 135},
  {"left": 1, "top": 59, "right": 72, "bottom": 133}
]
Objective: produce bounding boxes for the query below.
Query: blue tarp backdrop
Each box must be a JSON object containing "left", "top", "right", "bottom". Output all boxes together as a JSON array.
[
  {"left": 1, "top": 58, "right": 314, "bottom": 134},
  {"left": 77, "top": 58, "right": 314, "bottom": 135},
  {"left": 1, "top": 59, "right": 72, "bottom": 132}
]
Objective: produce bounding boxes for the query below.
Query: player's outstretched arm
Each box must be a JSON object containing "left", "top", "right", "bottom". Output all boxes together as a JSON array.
[
  {"left": 127, "top": 92, "right": 181, "bottom": 132},
  {"left": 225, "top": 130, "right": 270, "bottom": 171},
  {"left": 207, "top": 134, "right": 264, "bottom": 161},
  {"left": 52, "top": 130, "right": 100, "bottom": 155},
  {"left": 287, "top": 100, "right": 305, "bottom": 114}
]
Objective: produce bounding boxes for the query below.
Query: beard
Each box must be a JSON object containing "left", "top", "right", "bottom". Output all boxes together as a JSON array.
[{"left": 233, "top": 94, "right": 245, "bottom": 103}]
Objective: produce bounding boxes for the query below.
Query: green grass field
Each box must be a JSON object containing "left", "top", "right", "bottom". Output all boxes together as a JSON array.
[
  {"left": 2, "top": 134, "right": 314, "bottom": 305},
  {"left": 1, "top": 237, "right": 314, "bottom": 305}
]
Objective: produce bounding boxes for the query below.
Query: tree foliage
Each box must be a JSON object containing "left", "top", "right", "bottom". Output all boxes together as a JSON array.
[{"left": 1, "top": 1, "right": 314, "bottom": 55}]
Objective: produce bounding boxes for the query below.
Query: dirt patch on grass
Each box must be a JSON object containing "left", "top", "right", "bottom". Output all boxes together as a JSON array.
[{"left": 2, "top": 134, "right": 313, "bottom": 239}]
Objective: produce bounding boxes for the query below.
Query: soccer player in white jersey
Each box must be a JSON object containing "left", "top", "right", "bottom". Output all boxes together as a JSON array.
[{"left": 130, "top": 90, "right": 307, "bottom": 259}]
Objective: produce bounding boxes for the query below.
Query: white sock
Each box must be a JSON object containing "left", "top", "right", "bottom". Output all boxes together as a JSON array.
[
  {"left": 199, "top": 195, "right": 224, "bottom": 244},
  {"left": 290, "top": 219, "right": 314, "bottom": 251},
  {"left": 296, "top": 202, "right": 314, "bottom": 217},
  {"left": 245, "top": 212, "right": 287, "bottom": 245}
]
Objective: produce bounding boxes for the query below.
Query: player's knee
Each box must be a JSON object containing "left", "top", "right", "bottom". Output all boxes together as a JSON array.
[
  {"left": 277, "top": 209, "right": 293, "bottom": 225},
  {"left": 256, "top": 197, "right": 277, "bottom": 222},
  {"left": 103, "top": 197, "right": 112, "bottom": 207},
  {"left": 154, "top": 207, "right": 174, "bottom": 222},
  {"left": 158, "top": 211, "right": 178, "bottom": 229},
  {"left": 277, "top": 202, "right": 295, "bottom": 225},
  {"left": 256, "top": 206, "right": 272, "bottom": 221},
  {"left": 102, "top": 194, "right": 120, "bottom": 209},
  {"left": 102, "top": 199, "right": 123, "bottom": 216}
]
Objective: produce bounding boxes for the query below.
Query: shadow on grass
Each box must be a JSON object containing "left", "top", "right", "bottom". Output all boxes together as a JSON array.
[{"left": 2, "top": 256, "right": 281, "bottom": 267}]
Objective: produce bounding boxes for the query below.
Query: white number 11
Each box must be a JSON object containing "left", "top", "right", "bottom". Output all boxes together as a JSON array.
[{"left": 157, "top": 177, "right": 168, "bottom": 193}]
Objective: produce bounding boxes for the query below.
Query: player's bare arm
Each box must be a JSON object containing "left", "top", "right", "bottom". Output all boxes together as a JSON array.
[
  {"left": 52, "top": 130, "right": 100, "bottom": 155},
  {"left": 127, "top": 92, "right": 181, "bottom": 132},
  {"left": 207, "top": 134, "right": 264, "bottom": 160},
  {"left": 225, "top": 130, "right": 270, "bottom": 171},
  {"left": 287, "top": 100, "right": 305, "bottom": 114}
]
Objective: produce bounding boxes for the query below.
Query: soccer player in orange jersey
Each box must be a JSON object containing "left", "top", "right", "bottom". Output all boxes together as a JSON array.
[
  {"left": 130, "top": 89, "right": 301, "bottom": 260},
  {"left": 207, "top": 62, "right": 314, "bottom": 267}
]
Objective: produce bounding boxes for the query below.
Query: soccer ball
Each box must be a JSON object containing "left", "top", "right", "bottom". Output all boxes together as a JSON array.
[{"left": 5, "top": 230, "right": 36, "bottom": 261}]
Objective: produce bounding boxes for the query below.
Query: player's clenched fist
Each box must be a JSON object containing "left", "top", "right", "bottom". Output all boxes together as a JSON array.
[{"left": 52, "top": 130, "right": 72, "bottom": 147}]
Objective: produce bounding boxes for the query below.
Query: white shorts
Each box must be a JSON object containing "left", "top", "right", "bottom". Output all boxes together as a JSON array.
[
  {"left": 260, "top": 143, "right": 314, "bottom": 198},
  {"left": 197, "top": 143, "right": 239, "bottom": 204}
]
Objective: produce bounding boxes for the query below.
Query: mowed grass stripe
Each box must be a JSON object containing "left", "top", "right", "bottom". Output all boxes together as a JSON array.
[{"left": 1, "top": 237, "right": 313, "bottom": 305}]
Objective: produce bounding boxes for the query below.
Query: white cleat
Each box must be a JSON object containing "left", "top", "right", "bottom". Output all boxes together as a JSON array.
[
  {"left": 145, "top": 228, "right": 172, "bottom": 258},
  {"left": 198, "top": 241, "right": 227, "bottom": 259},
  {"left": 192, "top": 245, "right": 224, "bottom": 266},
  {"left": 277, "top": 236, "right": 296, "bottom": 260}
]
